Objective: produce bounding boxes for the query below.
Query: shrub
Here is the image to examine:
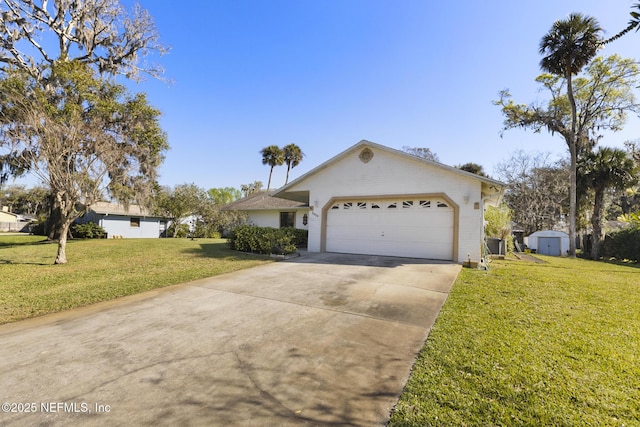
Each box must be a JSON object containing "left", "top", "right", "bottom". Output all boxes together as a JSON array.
[
  {"left": 167, "top": 223, "right": 190, "bottom": 238},
  {"left": 283, "top": 227, "right": 308, "bottom": 248},
  {"left": 192, "top": 221, "right": 222, "bottom": 239},
  {"left": 601, "top": 227, "right": 640, "bottom": 262},
  {"left": 228, "top": 225, "right": 305, "bottom": 254},
  {"left": 30, "top": 221, "right": 47, "bottom": 236},
  {"left": 72, "top": 222, "right": 106, "bottom": 239}
]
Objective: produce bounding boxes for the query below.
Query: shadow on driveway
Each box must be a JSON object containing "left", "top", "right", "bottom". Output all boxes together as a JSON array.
[{"left": 0, "top": 251, "right": 461, "bottom": 426}]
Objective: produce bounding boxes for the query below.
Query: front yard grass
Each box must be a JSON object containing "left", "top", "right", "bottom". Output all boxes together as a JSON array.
[
  {"left": 0, "top": 235, "right": 271, "bottom": 325},
  {"left": 390, "top": 256, "right": 639, "bottom": 426}
]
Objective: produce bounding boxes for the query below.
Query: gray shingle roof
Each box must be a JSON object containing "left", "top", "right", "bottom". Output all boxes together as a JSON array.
[
  {"left": 89, "top": 201, "right": 157, "bottom": 217},
  {"left": 223, "top": 191, "right": 308, "bottom": 211}
]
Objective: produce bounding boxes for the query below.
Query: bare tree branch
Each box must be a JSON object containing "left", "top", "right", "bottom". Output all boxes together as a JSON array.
[{"left": 0, "top": 0, "right": 167, "bottom": 81}]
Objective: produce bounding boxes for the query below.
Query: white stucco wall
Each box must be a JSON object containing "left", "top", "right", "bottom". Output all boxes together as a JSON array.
[
  {"left": 247, "top": 209, "right": 309, "bottom": 229},
  {"left": 283, "top": 146, "right": 487, "bottom": 263},
  {"left": 0, "top": 211, "right": 18, "bottom": 222}
]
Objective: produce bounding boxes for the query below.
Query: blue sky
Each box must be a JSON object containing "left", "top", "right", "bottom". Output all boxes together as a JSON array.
[{"left": 13, "top": 1, "right": 640, "bottom": 191}]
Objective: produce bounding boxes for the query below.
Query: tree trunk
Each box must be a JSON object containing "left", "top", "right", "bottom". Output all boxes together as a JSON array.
[
  {"left": 590, "top": 188, "right": 605, "bottom": 260},
  {"left": 54, "top": 221, "right": 71, "bottom": 264},
  {"left": 568, "top": 142, "right": 577, "bottom": 257},
  {"left": 267, "top": 166, "right": 274, "bottom": 191},
  {"left": 620, "top": 194, "right": 631, "bottom": 215},
  {"left": 47, "top": 195, "right": 64, "bottom": 240},
  {"left": 52, "top": 190, "right": 80, "bottom": 264},
  {"left": 285, "top": 164, "right": 291, "bottom": 185},
  {"left": 566, "top": 69, "right": 577, "bottom": 257}
]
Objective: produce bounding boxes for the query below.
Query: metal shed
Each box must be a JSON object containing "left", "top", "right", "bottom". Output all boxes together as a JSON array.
[{"left": 525, "top": 230, "right": 570, "bottom": 256}]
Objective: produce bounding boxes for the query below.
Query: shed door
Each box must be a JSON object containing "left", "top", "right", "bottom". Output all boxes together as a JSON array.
[
  {"left": 538, "top": 237, "right": 561, "bottom": 256},
  {"left": 326, "top": 198, "right": 454, "bottom": 260}
]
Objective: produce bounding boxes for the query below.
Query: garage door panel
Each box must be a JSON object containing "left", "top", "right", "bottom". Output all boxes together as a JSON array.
[
  {"left": 386, "top": 224, "right": 452, "bottom": 240},
  {"left": 326, "top": 225, "right": 381, "bottom": 241},
  {"left": 326, "top": 197, "right": 454, "bottom": 260},
  {"left": 326, "top": 238, "right": 452, "bottom": 260},
  {"left": 326, "top": 238, "right": 378, "bottom": 255}
]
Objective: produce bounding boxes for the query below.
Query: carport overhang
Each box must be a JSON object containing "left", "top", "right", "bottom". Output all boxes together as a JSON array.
[{"left": 481, "top": 181, "right": 505, "bottom": 207}]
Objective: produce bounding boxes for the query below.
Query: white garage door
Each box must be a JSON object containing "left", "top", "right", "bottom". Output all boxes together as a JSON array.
[{"left": 326, "top": 197, "right": 454, "bottom": 260}]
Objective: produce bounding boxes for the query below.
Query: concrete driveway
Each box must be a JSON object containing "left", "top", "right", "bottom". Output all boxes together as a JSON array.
[{"left": 0, "top": 252, "right": 460, "bottom": 426}]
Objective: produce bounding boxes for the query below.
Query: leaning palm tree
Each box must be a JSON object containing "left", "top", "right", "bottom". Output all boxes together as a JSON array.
[
  {"left": 578, "top": 147, "right": 638, "bottom": 260},
  {"left": 601, "top": 3, "right": 640, "bottom": 44},
  {"left": 539, "top": 13, "right": 603, "bottom": 257},
  {"left": 282, "top": 143, "right": 304, "bottom": 185},
  {"left": 260, "top": 145, "right": 284, "bottom": 191}
]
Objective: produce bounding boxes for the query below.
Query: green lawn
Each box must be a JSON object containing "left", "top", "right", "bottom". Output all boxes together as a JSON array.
[
  {"left": 390, "top": 256, "right": 639, "bottom": 426},
  {"left": 3, "top": 236, "right": 639, "bottom": 425},
  {"left": 0, "top": 235, "right": 271, "bottom": 324}
]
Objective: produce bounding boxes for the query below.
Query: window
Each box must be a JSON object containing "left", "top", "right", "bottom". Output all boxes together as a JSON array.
[
  {"left": 387, "top": 202, "right": 397, "bottom": 209},
  {"left": 419, "top": 200, "right": 431, "bottom": 208},
  {"left": 343, "top": 202, "right": 353, "bottom": 210},
  {"left": 437, "top": 201, "right": 449, "bottom": 208},
  {"left": 331, "top": 204, "right": 340, "bottom": 210},
  {"left": 357, "top": 202, "right": 367, "bottom": 209},
  {"left": 280, "top": 212, "right": 295, "bottom": 228},
  {"left": 371, "top": 203, "right": 380, "bottom": 209},
  {"left": 402, "top": 200, "right": 414, "bottom": 208},
  {"left": 130, "top": 217, "right": 140, "bottom": 228}
]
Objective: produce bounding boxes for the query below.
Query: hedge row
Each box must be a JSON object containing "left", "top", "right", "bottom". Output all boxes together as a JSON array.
[
  {"left": 228, "top": 225, "right": 308, "bottom": 255},
  {"left": 601, "top": 227, "right": 640, "bottom": 263}
]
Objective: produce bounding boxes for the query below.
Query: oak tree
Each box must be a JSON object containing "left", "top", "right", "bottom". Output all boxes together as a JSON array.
[
  {"left": 402, "top": 146, "right": 440, "bottom": 162},
  {"left": 495, "top": 54, "right": 640, "bottom": 254},
  {"left": 154, "top": 184, "right": 205, "bottom": 238},
  {"left": 496, "top": 150, "right": 569, "bottom": 235},
  {"left": 0, "top": 0, "right": 167, "bottom": 263},
  {"left": 0, "top": 61, "right": 167, "bottom": 263}
]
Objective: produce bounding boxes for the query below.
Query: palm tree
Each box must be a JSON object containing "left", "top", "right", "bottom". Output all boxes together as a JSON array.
[
  {"left": 602, "top": 3, "right": 640, "bottom": 44},
  {"left": 539, "top": 13, "right": 603, "bottom": 257},
  {"left": 578, "top": 147, "right": 638, "bottom": 260},
  {"left": 282, "top": 143, "right": 304, "bottom": 185},
  {"left": 260, "top": 145, "right": 284, "bottom": 191}
]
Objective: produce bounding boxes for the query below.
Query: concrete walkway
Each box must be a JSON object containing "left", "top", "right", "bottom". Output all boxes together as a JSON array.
[{"left": 0, "top": 252, "right": 461, "bottom": 426}]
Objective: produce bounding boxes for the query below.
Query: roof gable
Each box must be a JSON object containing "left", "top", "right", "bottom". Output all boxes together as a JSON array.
[{"left": 274, "top": 140, "right": 505, "bottom": 201}]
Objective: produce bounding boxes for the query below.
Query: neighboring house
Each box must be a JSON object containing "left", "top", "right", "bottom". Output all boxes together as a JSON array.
[
  {"left": 230, "top": 140, "right": 505, "bottom": 265},
  {"left": 223, "top": 191, "right": 309, "bottom": 230},
  {"left": 78, "top": 201, "right": 168, "bottom": 238},
  {"left": 0, "top": 207, "right": 30, "bottom": 232},
  {"left": 0, "top": 207, "right": 18, "bottom": 223},
  {"left": 525, "top": 230, "right": 570, "bottom": 256},
  {"left": 15, "top": 213, "right": 37, "bottom": 223}
]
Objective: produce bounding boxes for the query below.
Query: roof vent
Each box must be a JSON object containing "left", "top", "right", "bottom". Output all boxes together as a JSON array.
[{"left": 359, "top": 148, "right": 374, "bottom": 164}]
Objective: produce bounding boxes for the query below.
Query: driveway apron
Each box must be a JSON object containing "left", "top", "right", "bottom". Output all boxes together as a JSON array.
[{"left": 0, "top": 252, "right": 461, "bottom": 426}]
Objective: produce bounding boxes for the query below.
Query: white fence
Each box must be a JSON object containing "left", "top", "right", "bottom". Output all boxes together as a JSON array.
[{"left": 0, "top": 222, "right": 31, "bottom": 232}]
